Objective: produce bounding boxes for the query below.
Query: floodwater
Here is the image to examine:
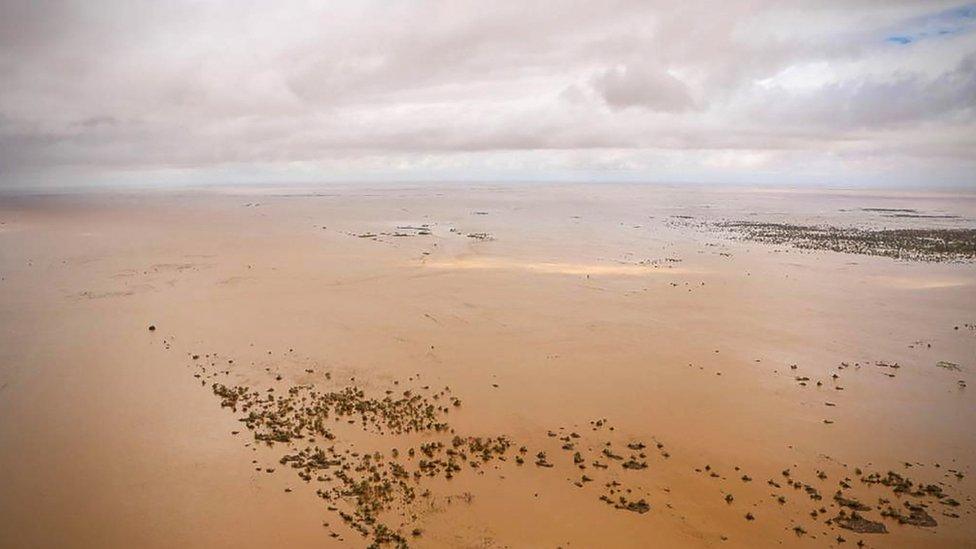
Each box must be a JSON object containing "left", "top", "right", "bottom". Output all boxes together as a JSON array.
[{"left": 0, "top": 183, "right": 973, "bottom": 547}]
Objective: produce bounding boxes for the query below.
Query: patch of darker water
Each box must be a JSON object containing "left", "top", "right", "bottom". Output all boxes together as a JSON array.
[{"left": 188, "top": 351, "right": 971, "bottom": 547}]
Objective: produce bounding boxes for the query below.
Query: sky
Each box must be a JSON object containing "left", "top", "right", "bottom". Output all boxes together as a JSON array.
[{"left": 1, "top": 0, "right": 975, "bottom": 189}]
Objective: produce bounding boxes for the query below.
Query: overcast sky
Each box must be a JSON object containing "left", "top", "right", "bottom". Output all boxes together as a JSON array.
[{"left": 1, "top": 1, "right": 974, "bottom": 188}]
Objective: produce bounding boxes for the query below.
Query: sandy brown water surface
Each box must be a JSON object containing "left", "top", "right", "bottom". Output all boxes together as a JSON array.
[{"left": 0, "top": 184, "right": 974, "bottom": 548}]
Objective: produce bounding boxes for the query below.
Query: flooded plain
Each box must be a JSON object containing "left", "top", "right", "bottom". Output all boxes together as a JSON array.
[{"left": 0, "top": 183, "right": 974, "bottom": 548}]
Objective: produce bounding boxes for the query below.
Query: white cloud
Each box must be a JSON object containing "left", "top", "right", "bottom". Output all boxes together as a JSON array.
[{"left": 0, "top": 0, "right": 974, "bottom": 188}]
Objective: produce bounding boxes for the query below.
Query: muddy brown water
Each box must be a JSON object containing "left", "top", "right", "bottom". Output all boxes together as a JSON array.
[{"left": 0, "top": 183, "right": 974, "bottom": 547}]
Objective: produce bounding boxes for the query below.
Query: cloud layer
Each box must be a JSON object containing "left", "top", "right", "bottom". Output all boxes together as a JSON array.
[{"left": 1, "top": 0, "right": 974, "bottom": 187}]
